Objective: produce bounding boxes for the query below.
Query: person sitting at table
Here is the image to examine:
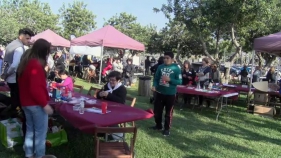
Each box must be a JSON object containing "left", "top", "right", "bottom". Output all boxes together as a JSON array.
[
  {"left": 97, "top": 71, "right": 127, "bottom": 141},
  {"left": 196, "top": 58, "right": 211, "bottom": 107},
  {"left": 210, "top": 64, "right": 220, "bottom": 83},
  {"left": 53, "top": 70, "right": 74, "bottom": 91},
  {"left": 97, "top": 71, "right": 127, "bottom": 104},
  {"left": 182, "top": 60, "right": 196, "bottom": 107}
]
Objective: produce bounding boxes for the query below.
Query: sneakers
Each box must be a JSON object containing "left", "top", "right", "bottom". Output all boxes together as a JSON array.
[
  {"left": 150, "top": 126, "right": 163, "bottom": 131},
  {"left": 163, "top": 130, "right": 170, "bottom": 136}
]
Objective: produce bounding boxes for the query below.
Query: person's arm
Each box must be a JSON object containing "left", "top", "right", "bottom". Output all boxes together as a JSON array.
[
  {"left": 106, "top": 86, "right": 127, "bottom": 104},
  {"left": 169, "top": 67, "right": 182, "bottom": 85},
  {"left": 57, "top": 77, "right": 72, "bottom": 87},
  {"left": 153, "top": 66, "right": 161, "bottom": 87},
  {"left": 29, "top": 61, "right": 49, "bottom": 107},
  {"left": 7, "top": 47, "right": 24, "bottom": 75},
  {"left": 203, "top": 67, "right": 211, "bottom": 75}
]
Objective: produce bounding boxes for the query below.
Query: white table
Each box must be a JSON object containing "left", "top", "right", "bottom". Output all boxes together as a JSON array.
[{"left": 216, "top": 92, "right": 239, "bottom": 121}]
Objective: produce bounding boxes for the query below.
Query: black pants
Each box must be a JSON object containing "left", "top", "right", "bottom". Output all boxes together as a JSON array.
[
  {"left": 124, "top": 76, "right": 132, "bottom": 86},
  {"left": 7, "top": 82, "right": 26, "bottom": 136},
  {"left": 183, "top": 94, "right": 192, "bottom": 105},
  {"left": 154, "top": 93, "right": 175, "bottom": 130},
  {"left": 145, "top": 67, "right": 149, "bottom": 75}
]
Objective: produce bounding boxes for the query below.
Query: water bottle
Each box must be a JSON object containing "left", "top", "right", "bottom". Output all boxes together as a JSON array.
[
  {"left": 68, "top": 91, "right": 72, "bottom": 99},
  {"left": 79, "top": 99, "right": 85, "bottom": 114}
]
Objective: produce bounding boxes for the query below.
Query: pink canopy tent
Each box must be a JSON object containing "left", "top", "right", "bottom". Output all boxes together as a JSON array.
[
  {"left": 31, "top": 29, "right": 70, "bottom": 47},
  {"left": 71, "top": 25, "right": 145, "bottom": 51},
  {"left": 254, "top": 32, "right": 281, "bottom": 56}
]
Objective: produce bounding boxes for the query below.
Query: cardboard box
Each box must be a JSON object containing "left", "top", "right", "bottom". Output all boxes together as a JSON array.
[
  {"left": 254, "top": 105, "right": 275, "bottom": 116},
  {"left": 253, "top": 92, "right": 268, "bottom": 103}
]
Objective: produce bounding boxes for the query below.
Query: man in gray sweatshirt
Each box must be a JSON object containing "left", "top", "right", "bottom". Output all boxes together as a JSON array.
[{"left": 3, "top": 28, "right": 34, "bottom": 134}]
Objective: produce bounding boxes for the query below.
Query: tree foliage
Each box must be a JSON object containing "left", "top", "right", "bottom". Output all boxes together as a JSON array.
[
  {"left": 104, "top": 12, "right": 157, "bottom": 49},
  {"left": 0, "top": 0, "right": 59, "bottom": 44},
  {"left": 59, "top": 1, "right": 96, "bottom": 39},
  {"left": 154, "top": 0, "right": 281, "bottom": 65}
]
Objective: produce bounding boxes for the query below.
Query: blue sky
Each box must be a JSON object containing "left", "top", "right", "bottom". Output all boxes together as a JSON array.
[{"left": 40, "top": 0, "right": 168, "bottom": 30}]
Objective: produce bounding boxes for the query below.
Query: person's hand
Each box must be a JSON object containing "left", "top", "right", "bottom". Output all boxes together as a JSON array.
[
  {"left": 99, "top": 91, "right": 105, "bottom": 97},
  {"left": 151, "top": 86, "right": 156, "bottom": 91},
  {"left": 103, "top": 91, "right": 109, "bottom": 97},
  {"left": 182, "top": 74, "right": 187, "bottom": 78},
  {"left": 162, "top": 76, "right": 170, "bottom": 82},
  {"left": 44, "top": 65, "right": 49, "bottom": 72},
  {"left": 44, "top": 104, "right": 54, "bottom": 115}
]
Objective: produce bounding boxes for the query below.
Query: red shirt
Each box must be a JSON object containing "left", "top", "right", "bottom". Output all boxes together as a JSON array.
[{"left": 18, "top": 59, "right": 49, "bottom": 107}]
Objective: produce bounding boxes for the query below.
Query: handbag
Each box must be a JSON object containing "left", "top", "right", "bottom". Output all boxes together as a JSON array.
[{"left": 1, "top": 61, "right": 10, "bottom": 80}]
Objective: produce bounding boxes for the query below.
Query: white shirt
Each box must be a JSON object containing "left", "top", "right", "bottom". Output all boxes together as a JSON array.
[
  {"left": 47, "top": 55, "right": 54, "bottom": 69},
  {"left": 6, "top": 47, "right": 24, "bottom": 83}
]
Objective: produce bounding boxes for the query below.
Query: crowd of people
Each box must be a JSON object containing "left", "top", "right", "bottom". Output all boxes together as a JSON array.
[
  {"left": 1, "top": 27, "right": 281, "bottom": 157},
  {"left": 0, "top": 28, "right": 142, "bottom": 157}
]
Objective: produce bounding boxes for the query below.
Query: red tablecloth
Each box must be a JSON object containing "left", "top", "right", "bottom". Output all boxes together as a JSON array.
[
  {"left": 52, "top": 93, "right": 154, "bottom": 134},
  {"left": 222, "top": 84, "right": 254, "bottom": 92},
  {"left": 177, "top": 86, "right": 232, "bottom": 97}
]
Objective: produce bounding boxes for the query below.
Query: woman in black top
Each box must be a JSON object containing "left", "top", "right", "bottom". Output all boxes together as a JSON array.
[
  {"left": 266, "top": 66, "right": 277, "bottom": 83},
  {"left": 182, "top": 60, "right": 196, "bottom": 85},
  {"left": 124, "top": 59, "right": 134, "bottom": 88},
  {"left": 182, "top": 60, "right": 196, "bottom": 107},
  {"left": 97, "top": 71, "right": 127, "bottom": 104}
]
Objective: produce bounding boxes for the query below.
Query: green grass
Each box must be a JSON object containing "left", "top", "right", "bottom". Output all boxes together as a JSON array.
[{"left": 1, "top": 79, "right": 281, "bottom": 158}]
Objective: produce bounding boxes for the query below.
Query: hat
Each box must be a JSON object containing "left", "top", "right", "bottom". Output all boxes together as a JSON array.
[
  {"left": 252, "top": 81, "right": 268, "bottom": 92},
  {"left": 89, "top": 65, "right": 96, "bottom": 70}
]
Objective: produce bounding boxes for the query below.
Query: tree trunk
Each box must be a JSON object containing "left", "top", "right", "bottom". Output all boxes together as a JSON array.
[
  {"left": 198, "top": 33, "right": 215, "bottom": 61},
  {"left": 175, "top": 43, "right": 183, "bottom": 67},
  {"left": 226, "top": 25, "right": 242, "bottom": 83}
]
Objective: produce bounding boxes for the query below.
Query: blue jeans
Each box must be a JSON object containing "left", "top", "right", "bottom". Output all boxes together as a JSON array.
[
  {"left": 22, "top": 106, "right": 48, "bottom": 158},
  {"left": 0, "top": 59, "right": 2, "bottom": 75}
]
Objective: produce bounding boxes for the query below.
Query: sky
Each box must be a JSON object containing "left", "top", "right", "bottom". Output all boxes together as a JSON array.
[{"left": 40, "top": 0, "right": 168, "bottom": 30}]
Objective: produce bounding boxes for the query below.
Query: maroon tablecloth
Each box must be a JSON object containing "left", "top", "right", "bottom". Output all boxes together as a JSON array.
[
  {"left": 177, "top": 86, "right": 233, "bottom": 97},
  {"left": 222, "top": 84, "right": 254, "bottom": 92},
  {"left": 53, "top": 93, "right": 154, "bottom": 134}
]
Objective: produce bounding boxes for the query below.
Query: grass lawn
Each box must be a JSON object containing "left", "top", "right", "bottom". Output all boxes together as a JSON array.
[{"left": 1, "top": 79, "right": 281, "bottom": 158}]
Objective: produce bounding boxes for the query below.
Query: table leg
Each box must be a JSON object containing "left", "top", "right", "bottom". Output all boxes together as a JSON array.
[{"left": 216, "top": 97, "right": 224, "bottom": 121}]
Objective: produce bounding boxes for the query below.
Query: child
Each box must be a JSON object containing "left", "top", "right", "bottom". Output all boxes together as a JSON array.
[{"left": 54, "top": 70, "right": 74, "bottom": 91}]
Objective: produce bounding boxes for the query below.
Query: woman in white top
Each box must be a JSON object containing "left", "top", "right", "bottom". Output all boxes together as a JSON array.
[
  {"left": 112, "top": 58, "right": 123, "bottom": 73},
  {"left": 196, "top": 58, "right": 211, "bottom": 107}
]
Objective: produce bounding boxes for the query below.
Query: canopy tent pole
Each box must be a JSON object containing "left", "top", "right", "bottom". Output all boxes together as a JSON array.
[
  {"left": 248, "top": 50, "right": 255, "bottom": 104},
  {"left": 277, "top": 57, "right": 280, "bottom": 84},
  {"left": 98, "top": 46, "right": 104, "bottom": 85}
]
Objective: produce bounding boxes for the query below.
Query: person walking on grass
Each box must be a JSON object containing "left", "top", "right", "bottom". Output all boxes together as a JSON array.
[{"left": 151, "top": 51, "right": 182, "bottom": 136}]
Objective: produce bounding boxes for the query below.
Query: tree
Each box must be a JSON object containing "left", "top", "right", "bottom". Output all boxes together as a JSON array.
[
  {"left": 0, "top": 0, "right": 59, "bottom": 44},
  {"left": 104, "top": 12, "right": 157, "bottom": 48},
  {"left": 154, "top": 0, "right": 281, "bottom": 81},
  {"left": 59, "top": 1, "right": 96, "bottom": 39}
]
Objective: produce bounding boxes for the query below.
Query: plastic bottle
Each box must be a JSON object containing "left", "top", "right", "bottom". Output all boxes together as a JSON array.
[
  {"left": 68, "top": 90, "right": 72, "bottom": 99},
  {"left": 79, "top": 99, "right": 85, "bottom": 114}
]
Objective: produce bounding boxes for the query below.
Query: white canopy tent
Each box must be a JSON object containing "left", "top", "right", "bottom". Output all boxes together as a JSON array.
[{"left": 69, "top": 46, "right": 103, "bottom": 57}]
